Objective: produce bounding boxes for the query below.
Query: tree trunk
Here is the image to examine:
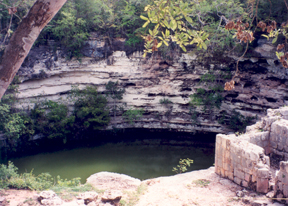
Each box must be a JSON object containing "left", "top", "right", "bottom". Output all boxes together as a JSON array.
[{"left": 0, "top": 0, "right": 67, "bottom": 100}]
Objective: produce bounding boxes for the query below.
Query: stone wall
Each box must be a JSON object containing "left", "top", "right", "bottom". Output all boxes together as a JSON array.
[
  {"left": 275, "top": 161, "right": 288, "bottom": 204},
  {"left": 215, "top": 134, "right": 270, "bottom": 193},
  {"left": 216, "top": 107, "right": 288, "bottom": 203}
]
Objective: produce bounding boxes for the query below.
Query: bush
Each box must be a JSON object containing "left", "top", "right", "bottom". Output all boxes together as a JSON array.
[
  {"left": 218, "top": 110, "right": 256, "bottom": 132},
  {"left": 122, "top": 108, "right": 144, "bottom": 125},
  {"left": 31, "top": 100, "right": 75, "bottom": 143},
  {"left": 172, "top": 158, "right": 193, "bottom": 174},
  {"left": 0, "top": 161, "right": 84, "bottom": 191},
  {"left": 159, "top": 98, "right": 173, "bottom": 105},
  {"left": 0, "top": 161, "right": 18, "bottom": 188},
  {"left": 190, "top": 88, "right": 223, "bottom": 112},
  {"left": 71, "top": 85, "right": 110, "bottom": 131}
]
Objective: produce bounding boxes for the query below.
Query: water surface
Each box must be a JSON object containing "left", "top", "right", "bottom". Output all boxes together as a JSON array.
[{"left": 9, "top": 139, "right": 215, "bottom": 182}]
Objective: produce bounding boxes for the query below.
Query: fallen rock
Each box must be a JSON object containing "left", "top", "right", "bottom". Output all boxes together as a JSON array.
[
  {"left": 41, "top": 197, "right": 63, "bottom": 206},
  {"left": 77, "top": 191, "right": 98, "bottom": 205},
  {"left": 38, "top": 190, "right": 63, "bottom": 206},
  {"left": 38, "top": 190, "right": 56, "bottom": 200},
  {"left": 101, "top": 191, "right": 122, "bottom": 206},
  {"left": 266, "top": 191, "right": 274, "bottom": 198},
  {"left": 242, "top": 196, "right": 252, "bottom": 204},
  {"left": 251, "top": 199, "right": 270, "bottom": 206},
  {"left": 236, "top": 190, "right": 244, "bottom": 197}
]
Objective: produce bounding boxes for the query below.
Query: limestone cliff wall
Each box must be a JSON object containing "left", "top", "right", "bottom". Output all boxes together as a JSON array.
[{"left": 14, "top": 38, "right": 288, "bottom": 134}]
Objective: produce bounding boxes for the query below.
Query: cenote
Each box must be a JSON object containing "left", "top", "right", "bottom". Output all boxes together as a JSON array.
[{"left": 1, "top": 129, "right": 216, "bottom": 183}]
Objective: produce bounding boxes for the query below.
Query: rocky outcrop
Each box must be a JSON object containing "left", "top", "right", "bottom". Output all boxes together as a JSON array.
[
  {"left": 86, "top": 172, "right": 141, "bottom": 192},
  {"left": 15, "top": 38, "right": 288, "bottom": 134}
]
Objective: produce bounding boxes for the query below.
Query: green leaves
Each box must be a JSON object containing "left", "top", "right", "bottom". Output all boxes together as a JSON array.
[
  {"left": 73, "top": 85, "right": 110, "bottom": 132},
  {"left": 140, "top": 15, "right": 149, "bottom": 21},
  {"left": 141, "top": 0, "right": 210, "bottom": 57},
  {"left": 122, "top": 108, "right": 144, "bottom": 125},
  {"left": 172, "top": 158, "right": 193, "bottom": 174},
  {"left": 142, "top": 20, "right": 150, "bottom": 28}
]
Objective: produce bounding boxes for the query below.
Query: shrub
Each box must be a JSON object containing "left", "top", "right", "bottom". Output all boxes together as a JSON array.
[
  {"left": 31, "top": 100, "right": 75, "bottom": 143},
  {"left": 218, "top": 110, "right": 256, "bottom": 132},
  {"left": 71, "top": 85, "right": 110, "bottom": 131},
  {"left": 172, "top": 158, "right": 193, "bottom": 174},
  {"left": 0, "top": 161, "right": 85, "bottom": 191},
  {"left": 159, "top": 98, "right": 173, "bottom": 104},
  {"left": 190, "top": 88, "right": 223, "bottom": 112},
  {"left": 122, "top": 108, "right": 144, "bottom": 125}
]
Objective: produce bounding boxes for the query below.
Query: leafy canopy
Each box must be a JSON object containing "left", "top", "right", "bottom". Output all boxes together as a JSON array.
[{"left": 141, "top": 0, "right": 209, "bottom": 57}]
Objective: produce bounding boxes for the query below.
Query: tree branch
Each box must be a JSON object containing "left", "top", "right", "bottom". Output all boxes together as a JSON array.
[{"left": 0, "top": 0, "right": 67, "bottom": 100}]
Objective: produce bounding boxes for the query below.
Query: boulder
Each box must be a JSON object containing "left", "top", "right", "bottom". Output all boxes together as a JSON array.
[{"left": 86, "top": 172, "right": 141, "bottom": 191}]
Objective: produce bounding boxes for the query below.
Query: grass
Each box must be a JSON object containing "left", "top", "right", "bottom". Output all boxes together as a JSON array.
[
  {"left": 192, "top": 179, "right": 210, "bottom": 187},
  {"left": 23, "top": 197, "right": 38, "bottom": 205},
  {"left": 50, "top": 183, "right": 104, "bottom": 201},
  {"left": 120, "top": 183, "right": 148, "bottom": 206}
]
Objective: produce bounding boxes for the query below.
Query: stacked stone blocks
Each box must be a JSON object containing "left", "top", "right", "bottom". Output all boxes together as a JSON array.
[
  {"left": 215, "top": 134, "right": 270, "bottom": 193},
  {"left": 216, "top": 107, "right": 288, "bottom": 200}
]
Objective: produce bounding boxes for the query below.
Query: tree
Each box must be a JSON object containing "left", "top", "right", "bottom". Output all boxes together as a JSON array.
[{"left": 0, "top": 0, "right": 67, "bottom": 100}]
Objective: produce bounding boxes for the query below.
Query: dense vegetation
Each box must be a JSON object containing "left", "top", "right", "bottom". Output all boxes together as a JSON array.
[
  {"left": 0, "top": 0, "right": 287, "bottom": 142},
  {"left": 0, "top": 84, "right": 111, "bottom": 149},
  {"left": 1, "top": 0, "right": 287, "bottom": 58}
]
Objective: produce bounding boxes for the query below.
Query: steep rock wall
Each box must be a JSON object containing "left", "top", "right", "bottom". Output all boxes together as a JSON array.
[{"left": 15, "top": 39, "right": 288, "bottom": 134}]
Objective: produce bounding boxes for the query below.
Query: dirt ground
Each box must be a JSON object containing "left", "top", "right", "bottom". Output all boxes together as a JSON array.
[{"left": 0, "top": 167, "right": 284, "bottom": 206}]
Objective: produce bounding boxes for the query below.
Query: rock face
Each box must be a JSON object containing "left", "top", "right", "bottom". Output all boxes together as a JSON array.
[{"left": 15, "top": 38, "right": 288, "bottom": 134}]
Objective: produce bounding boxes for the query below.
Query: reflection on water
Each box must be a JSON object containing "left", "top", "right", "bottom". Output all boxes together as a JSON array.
[{"left": 9, "top": 139, "right": 214, "bottom": 182}]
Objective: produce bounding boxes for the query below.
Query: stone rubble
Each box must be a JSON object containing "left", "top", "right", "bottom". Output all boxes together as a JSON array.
[
  {"left": 38, "top": 189, "right": 120, "bottom": 206},
  {"left": 38, "top": 190, "right": 63, "bottom": 205}
]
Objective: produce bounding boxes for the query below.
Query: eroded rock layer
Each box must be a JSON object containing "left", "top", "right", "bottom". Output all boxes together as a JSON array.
[{"left": 16, "top": 39, "right": 288, "bottom": 133}]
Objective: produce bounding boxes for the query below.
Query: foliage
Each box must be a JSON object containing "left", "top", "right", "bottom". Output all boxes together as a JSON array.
[
  {"left": 218, "top": 110, "right": 256, "bottom": 132},
  {"left": 71, "top": 85, "right": 110, "bottom": 131},
  {"left": 34, "top": 0, "right": 150, "bottom": 55},
  {"left": 192, "top": 179, "right": 210, "bottom": 187},
  {"left": 190, "top": 72, "right": 224, "bottom": 112},
  {"left": 189, "top": 107, "right": 199, "bottom": 125},
  {"left": 194, "top": 0, "right": 249, "bottom": 51},
  {"left": 0, "top": 161, "right": 53, "bottom": 190},
  {"left": 190, "top": 88, "right": 223, "bottom": 112},
  {"left": 0, "top": 161, "right": 18, "bottom": 188},
  {"left": 122, "top": 108, "right": 144, "bottom": 125},
  {"left": 0, "top": 161, "right": 87, "bottom": 191},
  {"left": 159, "top": 98, "right": 172, "bottom": 104},
  {"left": 120, "top": 183, "right": 147, "bottom": 206},
  {"left": 0, "top": 76, "right": 33, "bottom": 143},
  {"left": 0, "top": 0, "right": 35, "bottom": 51},
  {"left": 105, "top": 81, "right": 126, "bottom": 124},
  {"left": 172, "top": 158, "right": 193, "bottom": 174},
  {"left": 51, "top": 183, "right": 97, "bottom": 201},
  {"left": 31, "top": 100, "right": 75, "bottom": 142},
  {"left": 141, "top": 0, "right": 209, "bottom": 57},
  {"left": 52, "top": 6, "right": 89, "bottom": 58},
  {"left": 0, "top": 84, "right": 111, "bottom": 146},
  {"left": 105, "top": 81, "right": 125, "bottom": 101}
]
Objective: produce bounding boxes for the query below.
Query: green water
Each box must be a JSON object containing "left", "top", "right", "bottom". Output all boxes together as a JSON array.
[{"left": 9, "top": 139, "right": 214, "bottom": 182}]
